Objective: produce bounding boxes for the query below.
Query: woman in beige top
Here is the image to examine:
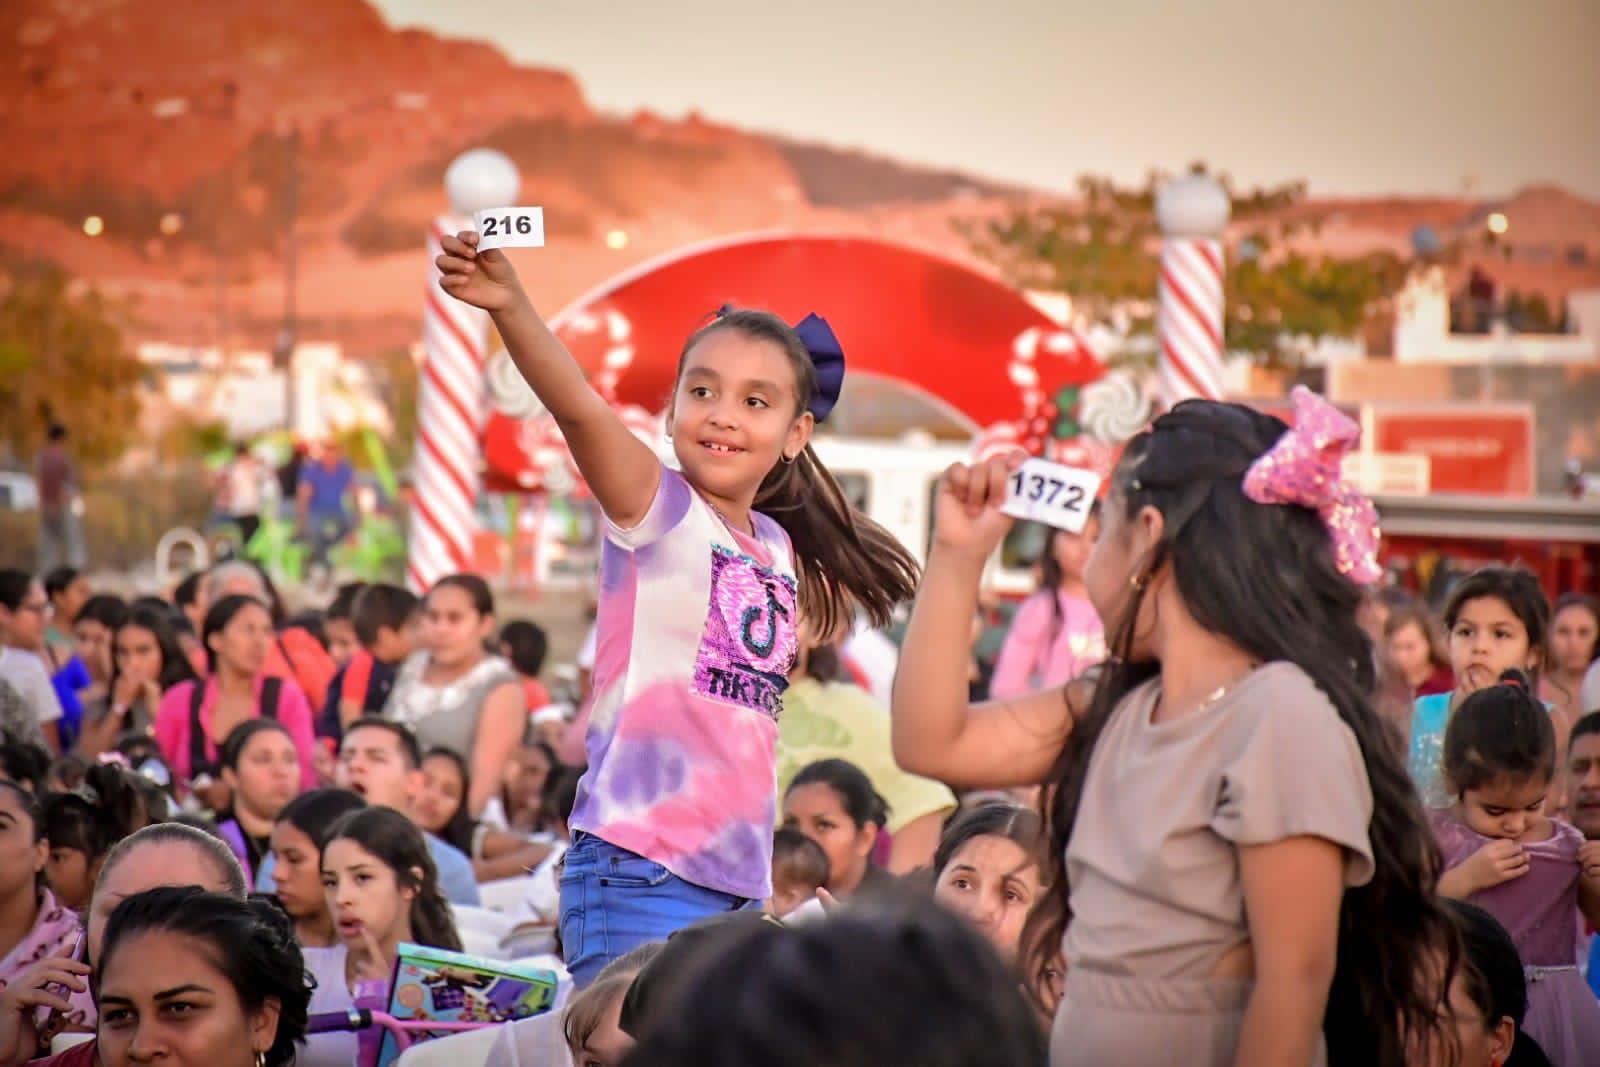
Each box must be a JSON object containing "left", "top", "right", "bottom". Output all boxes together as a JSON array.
[{"left": 893, "top": 395, "right": 1456, "bottom": 1067}]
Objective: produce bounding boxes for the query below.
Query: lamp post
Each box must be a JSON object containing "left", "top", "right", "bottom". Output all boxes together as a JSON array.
[{"left": 407, "top": 148, "right": 521, "bottom": 593}]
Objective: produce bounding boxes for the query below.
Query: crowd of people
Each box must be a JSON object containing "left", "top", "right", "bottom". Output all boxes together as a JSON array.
[{"left": 0, "top": 233, "right": 1596, "bottom": 1066}]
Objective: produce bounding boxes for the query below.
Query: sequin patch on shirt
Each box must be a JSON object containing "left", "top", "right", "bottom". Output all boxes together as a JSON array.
[{"left": 692, "top": 545, "right": 798, "bottom": 716}]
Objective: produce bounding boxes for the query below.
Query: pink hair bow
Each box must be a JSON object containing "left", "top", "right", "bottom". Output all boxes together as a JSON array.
[{"left": 1242, "top": 386, "right": 1383, "bottom": 584}]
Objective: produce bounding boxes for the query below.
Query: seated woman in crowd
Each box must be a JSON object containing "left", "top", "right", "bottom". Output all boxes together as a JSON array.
[
  {"left": 0, "top": 571, "right": 66, "bottom": 752},
  {"left": 1429, "top": 899, "right": 1553, "bottom": 1067},
  {"left": 77, "top": 604, "right": 197, "bottom": 758},
  {"left": 268, "top": 788, "right": 367, "bottom": 948},
  {"left": 94, "top": 886, "right": 310, "bottom": 1067},
  {"left": 317, "top": 806, "right": 462, "bottom": 1066},
  {"left": 782, "top": 759, "right": 894, "bottom": 903},
  {"left": 931, "top": 802, "right": 1046, "bottom": 967},
  {"left": 216, "top": 720, "right": 303, "bottom": 886},
  {"left": 154, "top": 595, "right": 318, "bottom": 807},
  {"left": 413, "top": 747, "right": 555, "bottom": 882},
  {"left": 385, "top": 575, "right": 524, "bottom": 818},
  {"left": 1384, "top": 599, "right": 1454, "bottom": 699},
  {"left": 41, "top": 763, "right": 149, "bottom": 910},
  {"left": 0, "top": 782, "right": 80, "bottom": 1000},
  {"left": 53, "top": 595, "right": 128, "bottom": 751},
  {"left": 777, "top": 640, "right": 956, "bottom": 874},
  {"left": 0, "top": 821, "right": 249, "bottom": 1067},
  {"left": 198, "top": 562, "right": 335, "bottom": 712},
  {"left": 500, "top": 741, "right": 560, "bottom": 835}
]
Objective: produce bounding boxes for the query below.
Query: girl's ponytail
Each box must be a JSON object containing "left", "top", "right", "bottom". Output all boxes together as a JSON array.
[
  {"left": 680, "top": 309, "right": 920, "bottom": 638},
  {"left": 756, "top": 444, "right": 919, "bottom": 637}
]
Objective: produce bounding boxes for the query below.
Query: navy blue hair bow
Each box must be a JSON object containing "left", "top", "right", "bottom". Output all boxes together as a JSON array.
[
  {"left": 793, "top": 313, "right": 845, "bottom": 423},
  {"left": 714, "top": 305, "right": 845, "bottom": 423}
]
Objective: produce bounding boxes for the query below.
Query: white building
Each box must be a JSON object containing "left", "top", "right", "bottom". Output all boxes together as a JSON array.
[
  {"left": 1392, "top": 267, "right": 1597, "bottom": 365},
  {"left": 138, "top": 341, "right": 394, "bottom": 439}
]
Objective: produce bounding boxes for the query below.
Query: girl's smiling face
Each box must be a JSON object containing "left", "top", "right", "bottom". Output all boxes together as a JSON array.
[
  {"left": 669, "top": 330, "right": 812, "bottom": 513},
  {"left": 1448, "top": 596, "right": 1539, "bottom": 694}
]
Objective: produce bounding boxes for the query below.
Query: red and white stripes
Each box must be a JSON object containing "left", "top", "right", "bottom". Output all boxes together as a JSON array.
[
  {"left": 1156, "top": 237, "right": 1225, "bottom": 409},
  {"left": 408, "top": 216, "right": 489, "bottom": 594}
]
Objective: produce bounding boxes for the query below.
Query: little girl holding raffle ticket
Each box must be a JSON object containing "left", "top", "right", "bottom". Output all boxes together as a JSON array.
[{"left": 436, "top": 228, "right": 918, "bottom": 986}]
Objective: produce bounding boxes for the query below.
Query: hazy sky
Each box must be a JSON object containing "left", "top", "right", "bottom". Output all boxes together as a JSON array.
[{"left": 374, "top": 0, "right": 1600, "bottom": 199}]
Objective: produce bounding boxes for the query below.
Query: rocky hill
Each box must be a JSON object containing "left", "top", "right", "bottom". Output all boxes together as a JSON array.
[{"left": 3, "top": 0, "right": 1596, "bottom": 359}]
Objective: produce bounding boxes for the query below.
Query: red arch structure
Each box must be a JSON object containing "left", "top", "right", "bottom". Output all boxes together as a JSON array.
[{"left": 482, "top": 233, "right": 1107, "bottom": 492}]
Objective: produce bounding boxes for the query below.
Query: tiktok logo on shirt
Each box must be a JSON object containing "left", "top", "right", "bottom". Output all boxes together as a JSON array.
[{"left": 693, "top": 545, "right": 798, "bottom": 718}]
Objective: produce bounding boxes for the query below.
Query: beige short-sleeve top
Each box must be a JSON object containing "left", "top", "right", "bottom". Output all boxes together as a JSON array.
[{"left": 1063, "top": 661, "right": 1375, "bottom": 979}]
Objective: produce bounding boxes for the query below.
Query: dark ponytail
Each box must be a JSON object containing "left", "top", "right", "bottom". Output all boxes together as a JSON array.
[
  {"left": 43, "top": 762, "right": 147, "bottom": 867},
  {"left": 324, "top": 807, "right": 462, "bottom": 952},
  {"left": 1441, "top": 669, "right": 1555, "bottom": 793},
  {"left": 678, "top": 310, "right": 919, "bottom": 636},
  {"left": 1032, "top": 399, "right": 1456, "bottom": 1066}
]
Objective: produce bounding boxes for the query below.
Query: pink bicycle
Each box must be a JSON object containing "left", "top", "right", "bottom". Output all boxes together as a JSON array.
[{"left": 306, "top": 1007, "right": 499, "bottom": 1064}]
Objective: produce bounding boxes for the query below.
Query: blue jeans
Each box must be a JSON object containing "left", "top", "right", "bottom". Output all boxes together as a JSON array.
[{"left": 558, "top": 832, "right": 754, "bottom": 988}]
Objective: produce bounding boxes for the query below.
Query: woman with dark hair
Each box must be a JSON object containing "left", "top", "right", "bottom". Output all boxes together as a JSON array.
[
  {"left": 990, "top": 521, "right": 1106, "bottom": 700},
  {"left": 0, "top": 813, "right": 250, "bottom": 1067},
  {"left": 1546, "top": 594, "right": 1599, "bottom": 729},
  {"left": 781, "top": 759, "right": 892, "bottom": 902},
  {"left": 619, "top": 899, "right": 1045, "bottom": 1067},
  {"left": 777, "top": 631, "right": 956, "bottom": 875},
  {"left": 94, "top": 886, "right": 310, "bottom": 1067},
  {"left": 268, "top": 788, "right": 366, "bottom": 948},
  {"left": 411, "top": 747, "right": 554, "bottom": 881},
  {"left": 0, "top": 781, "right": 80, "bottom": 990},
  {"left": 932, "top": 803, "right": 1045, "bottom": 967},
  {"left": 153, "top": 595, "right": 317, "bottom": 803},
  {"left": 1384, "top": 599, "right": 1454, "bottom": 699},
  {"left": 0, "top": 571, "right": 64, "bottom": 753},
  {"left": 893, "top": 390, "right": 1456, "bottom": 1064},
  {"left": 51, "top": 595, "right": 128, "bottom": 750},
  {"left": 215, "top": 720, "right": 302, "bottom": 886},
  {"left": 76, "top": 604, "right": 199, "bottom": 758},
  {"left": 385, "top": 574, "right": 525, "bottom": 817},
  {"left": 319, "top": 807, "right": 461, "bottom": 1066},
  {"left": 1431, "top": 899, "right": 1554, "bottom": 1067}
]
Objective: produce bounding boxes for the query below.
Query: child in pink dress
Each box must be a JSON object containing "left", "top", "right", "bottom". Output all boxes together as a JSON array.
[{"left": 1433, "top": 669, "right": 1600, "bottom": 1067}]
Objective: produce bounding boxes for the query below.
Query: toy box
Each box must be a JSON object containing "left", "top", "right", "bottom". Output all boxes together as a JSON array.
[{"left": 378, "top": 942, "right": 559, "bottom": 1066}]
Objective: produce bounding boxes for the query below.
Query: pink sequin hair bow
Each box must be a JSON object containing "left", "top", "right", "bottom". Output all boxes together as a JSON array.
[{"left": 1242, "top": 386, "right": 1383, "bottom": 584}]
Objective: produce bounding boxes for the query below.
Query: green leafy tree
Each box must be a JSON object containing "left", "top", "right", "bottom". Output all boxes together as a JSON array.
[
  {"left": 967, "top": 167, "right": 1401, "bottom": 367},
  {"left": 0, "top": 267, "right": 143, "bottom": 466}
]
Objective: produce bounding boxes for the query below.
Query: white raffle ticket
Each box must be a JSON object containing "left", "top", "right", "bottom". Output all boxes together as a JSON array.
[
  {"left": 472, "top": 207, "right": 546, "bottom": 250},
  {"left": 1001, "top": 457, "right": 1101, "bottom": 533}
]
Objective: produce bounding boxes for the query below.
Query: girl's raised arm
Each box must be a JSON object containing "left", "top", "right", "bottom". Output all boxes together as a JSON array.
[
  {"left": 892, "top": 457, "right": 1078, "bottom": 789},
  {"left": 437, "top": 231, "right": 660, "bottom": 528}
]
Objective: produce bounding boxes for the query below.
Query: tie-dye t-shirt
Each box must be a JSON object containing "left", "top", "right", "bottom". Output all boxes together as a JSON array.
[{"left": 570, "top": 465, "right": 799, "bottom": 900}]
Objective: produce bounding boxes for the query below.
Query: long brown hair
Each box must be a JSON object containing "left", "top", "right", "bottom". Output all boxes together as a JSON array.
[
  {"left": 1027, "top": 400, "right": 1456, "bottom": 1065},
  {"left": 675, "top": 310, "right": 919, "bottom": 636}
]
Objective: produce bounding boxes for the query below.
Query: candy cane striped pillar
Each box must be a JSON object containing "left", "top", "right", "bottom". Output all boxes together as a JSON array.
[
  {"left": 1155, "top": 174, "right": 1231, "bottom": 410},
  {"left": 409, "top": 215, "right": 489, "bottom": 593},
  {"left": 407, "top": 149, "right": 521, "bottom": 594}
]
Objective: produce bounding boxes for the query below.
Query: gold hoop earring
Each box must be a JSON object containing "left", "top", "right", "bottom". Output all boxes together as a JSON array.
[{"left": 255, "top": 1052, "right": 266, "bottom": 1067}]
